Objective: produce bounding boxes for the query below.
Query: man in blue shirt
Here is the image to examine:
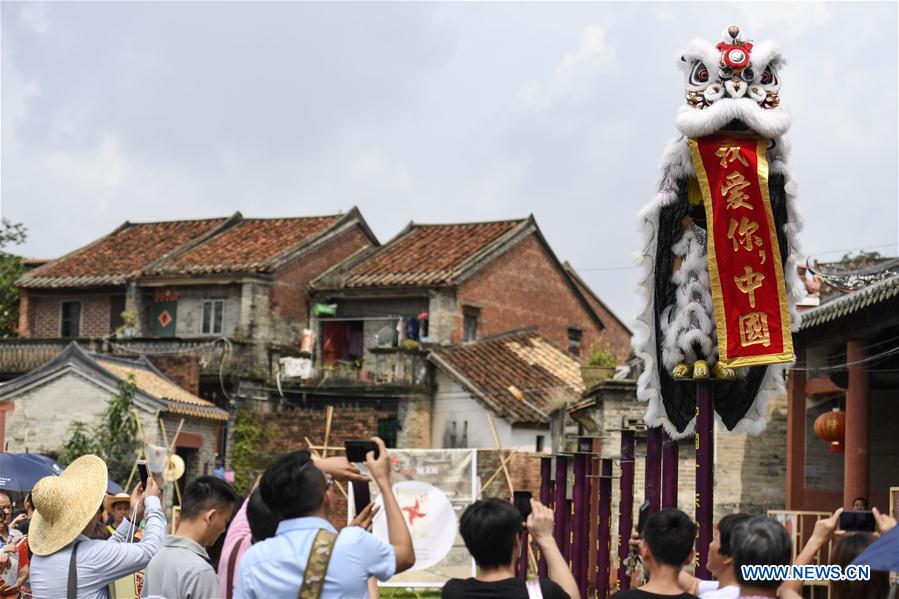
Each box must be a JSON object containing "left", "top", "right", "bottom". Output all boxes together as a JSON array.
[{"left": 234, "top": 436, "right": 414, "bottom": 598}]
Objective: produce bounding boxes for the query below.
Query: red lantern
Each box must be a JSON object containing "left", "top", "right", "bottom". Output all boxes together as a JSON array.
[{"left": 814, "top": 408, "right": 845, "bottom": 453}]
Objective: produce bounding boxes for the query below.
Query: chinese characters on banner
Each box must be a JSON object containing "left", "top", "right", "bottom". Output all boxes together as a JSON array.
[{"left": 689, "top": 134, "right": 794, "bottom": 368}]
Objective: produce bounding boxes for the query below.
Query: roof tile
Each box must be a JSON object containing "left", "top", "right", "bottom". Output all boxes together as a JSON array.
[
  {"left": 339, "top": 220, "right": 524, "bottom": 288},
  {"left": 431, "top": 329, "right": 584, "bottom": 424}
]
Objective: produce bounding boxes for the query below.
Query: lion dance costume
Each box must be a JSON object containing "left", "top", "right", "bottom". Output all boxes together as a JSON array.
[{"left": 635, "top": 26, "right": 805, "bottom": 439}]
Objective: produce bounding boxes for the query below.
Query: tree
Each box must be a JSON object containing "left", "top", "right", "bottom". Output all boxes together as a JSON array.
[
  {"left": 58, "top": 375, "right": 140, "bottom": 485},
  {"left": 0, "top": 219, "right": 27, "bottom": 338},
  {"left": 58, "top": 421, "right": 97, "bottom": 467}
]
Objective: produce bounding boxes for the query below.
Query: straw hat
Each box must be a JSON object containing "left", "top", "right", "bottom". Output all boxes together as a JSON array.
[
  {"left": 29, "top": 455, "right": 108, "bottom": 556},
  {"left": 104, "top": 492, "right": 131, "bottom": 512}
]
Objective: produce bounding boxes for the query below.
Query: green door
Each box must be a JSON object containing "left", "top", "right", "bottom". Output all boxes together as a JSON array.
[{"left": 151, "top": 301, "right": 176, "bottom": 337}]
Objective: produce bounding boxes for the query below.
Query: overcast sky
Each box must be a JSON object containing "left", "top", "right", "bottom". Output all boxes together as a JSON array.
[{"left": 2, "top": 1, "right": 897, "bottom": 323}]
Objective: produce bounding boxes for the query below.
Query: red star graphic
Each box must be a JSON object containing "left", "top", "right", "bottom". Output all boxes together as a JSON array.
[{"left": 401, "top": 498, "right": 426, "bottom": 526}]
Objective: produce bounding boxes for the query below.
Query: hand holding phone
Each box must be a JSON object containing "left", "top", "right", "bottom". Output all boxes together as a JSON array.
[
  {"left": 839, "top": 510, "right": 875, "bottom": 533},
  {"left": 345, "top": 440, "right": 379, "bottom": 463},
  {"left": 636, "top": 500, "right": 651, "bottom": 535},
  {"left": 137, "top": 460, "right": 149, "bottom": 491},
  {"left": 513, "top": 491, "right": 533, "bottom": 520}
]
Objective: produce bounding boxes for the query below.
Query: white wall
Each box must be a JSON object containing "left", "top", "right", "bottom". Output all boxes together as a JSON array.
[
  {"left": 431, "top": 371, "right": 551, "bottom": 452},
  {"left": 2, "top": 369, "right": 164, "bottom": 455}
]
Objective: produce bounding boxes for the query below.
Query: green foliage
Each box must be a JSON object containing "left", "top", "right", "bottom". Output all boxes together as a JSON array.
[
  {"left": 586, "top": 346, "right": 618, "bottom": 367},
  {"left": 58, "top": 421, "right": 97, "bottom": 467},
  {"left": 57, "top": 375, "right": 140, "bottom": 485},
  {"left": 0, "top": 219, "right": 27, "bottom": 338},
  {"left": 95, "top": 376, "right": 141, "bottom": 485},
  {"left": 231, "top": 407, "right": 266, "bottom": 495}
]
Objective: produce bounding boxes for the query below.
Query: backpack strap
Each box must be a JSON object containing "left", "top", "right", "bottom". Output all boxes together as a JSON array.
[
  {"left": 67, "top": 541, "right": 82, "bottom": 599},
  {"left": 225, "top": 537, "right": 245, "bottom": 599},
  {"left": 298, "top": 529, "right": 338, "bottom": 599},
  {"left": 525, "top": 578, "right": 544, "bottom": 599}
]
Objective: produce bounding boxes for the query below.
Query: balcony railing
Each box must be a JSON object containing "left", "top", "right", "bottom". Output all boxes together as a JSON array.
[
  {"left": 303, "top": 347, "right": 432, "bottom": 389},
  {"left": 0, "top": 337, "right": 255, "bottom": 379}
]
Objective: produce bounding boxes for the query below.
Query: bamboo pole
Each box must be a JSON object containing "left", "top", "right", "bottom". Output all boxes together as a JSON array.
[
  {"left": 479, "top": 450, "right": 518, "bottom": 496},
  {"left": 322, "top": 405, "right": 334, "bottom": 459},
  {"left": 486, "top": 412, "right": 514, "bottom": 494},
  {"left": 304, "top": 436, "right": 349, "bottom": 501}
]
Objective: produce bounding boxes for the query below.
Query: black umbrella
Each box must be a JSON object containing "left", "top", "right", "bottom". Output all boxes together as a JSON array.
[
  {"left": 0, "top": 452, "right": 63, "bottom": 492},
  {"left": 2, "top": 453, "right": 126, "bottom": 494}
]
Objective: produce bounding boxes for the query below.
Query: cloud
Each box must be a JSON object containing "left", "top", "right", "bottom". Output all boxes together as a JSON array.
[
  {"left": 19, "top": 2, "right": 50, "bottom": 35},
  {"left": 519, "top": 23, "right": 614, "bottom": 107},
  {"left": 733, "top": 2, "right": 832, "bottom": 39},
  {"left": 43, "top": 135, "right": 130, "bottom": 201}
]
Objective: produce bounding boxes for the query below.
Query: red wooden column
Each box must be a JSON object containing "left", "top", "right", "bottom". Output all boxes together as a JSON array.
[
  {"left": 786, "top": 345, "right": 807, "bottom": 509},
  {"left": 844, "top": 340, "right": 870, "bottom": 508}
]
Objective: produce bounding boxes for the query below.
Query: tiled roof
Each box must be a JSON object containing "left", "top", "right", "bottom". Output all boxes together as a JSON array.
[
  {"left": 18, "top": 211, "right": 357, "bottom": 287},
  {"left": 19, "top": 219, "right": 227, "bottom": 287},
  {"left": 800, "top": 273, "right": 899, "bottom": 330},
  {"left": 326, "top": 219, "right": 527, "bottom": 288},
  {"left": 95, "top": 357, "right": 229, "bottom": 422},
  {"left": 146, "top": 216, "right": 341, "bottom": 275},
  {"left": 430, "top": 329, "right": 584, "bottom": 424}
]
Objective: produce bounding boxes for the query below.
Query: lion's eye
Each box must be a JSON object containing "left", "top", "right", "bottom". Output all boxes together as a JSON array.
[
  {"left": 760, "top": 66, "right": 775, "bottom": 85},
  {"left": 690, "top": 62, "right": 710, "bottom": 85}
]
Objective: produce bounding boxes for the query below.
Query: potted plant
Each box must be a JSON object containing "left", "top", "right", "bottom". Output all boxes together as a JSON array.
[{"left": 581, "top": 346, "right": 618, "bottom": 388}]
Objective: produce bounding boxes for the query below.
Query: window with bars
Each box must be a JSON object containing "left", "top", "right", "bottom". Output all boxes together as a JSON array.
[
  {"left": 463, "top": 309, "right": 479, "bottom": 342},
  {"left": 201, "top": 299, "right": 224, "bottom": 335}
]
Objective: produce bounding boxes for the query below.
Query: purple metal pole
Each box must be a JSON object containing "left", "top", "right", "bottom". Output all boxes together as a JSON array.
[
  {"left": 517, "top": 530, "right": 529, "bottom": 579},
  {"left": 572, "top": 452, "right": 588, "bottom": 596},
  {"left": 695, "top": 381, "right": 714, "bottom": 579},
  {"left": 564, "top": 499, "right": 573, "bottom": 567},
  {"left": 553, "top": 455, "right": 569, "bottom": 559},
  {"left": 596, "top": 458, "right": 613, "bottom": 599},
  {"left": 662, "top": 429, "right": 679, "bottom": 509},
  {"left": 645, "top": 426, "right": 663, "bottom": 514},
  {"left": 538, "top": 457, "right": 552, "bottom": 577},
  {"left": 615, "top": 430, "right": 636, "bottom": 591}
]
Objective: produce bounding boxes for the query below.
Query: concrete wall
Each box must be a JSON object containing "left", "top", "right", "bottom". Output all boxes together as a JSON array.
[
  {"left": 140, "top": 285, "right": 243, "bottom": 338},
  {"left": 2, "top": 371, "right": 113, "bottom": 452},
  {"left": 432, "top": 372, "right": 550, "bottom": 452}
]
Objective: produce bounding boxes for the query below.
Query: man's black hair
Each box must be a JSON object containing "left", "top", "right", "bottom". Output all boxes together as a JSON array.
[
  {"left": 853, "top": 497, "right": 868, "bottom": 509},
  {"left": 642, "top": 508, "right": 697, "bottom": 567},
  {"left": 718, "top": 513, "right": 752, "bottom": 557},
  {"left": 733, "top": 516, "right": 792, "bottom": 589},
  {"left": 180, "top": 476, "right": 240, "bottom": 520},
  {"left": 247, "top": 487, "right": 279, "bottom": 542},
  {"left": 260, "top": 450, "right": 327, "bottom": 520},
  {"left": 458, "top": 498, "right": 523, "bottom": 569}
]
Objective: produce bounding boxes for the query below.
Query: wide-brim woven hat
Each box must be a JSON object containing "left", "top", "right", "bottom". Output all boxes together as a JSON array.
[
  {"left": 104, "top": 492, "right": 131, "bottom": 512},
  {"left": 29, "top": 454, "right": 108, "bottom": 556}
]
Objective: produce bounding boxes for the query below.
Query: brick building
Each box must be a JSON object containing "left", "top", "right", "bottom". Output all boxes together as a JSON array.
[
  {"left": 271, "top": 216, "right": 631, "bottom": 450},
  {"left": 5, "top": 209, "right": 378, "bottom": 405},
  {"left": 0, "top": 342, "right": 229, "bottom": 485}
]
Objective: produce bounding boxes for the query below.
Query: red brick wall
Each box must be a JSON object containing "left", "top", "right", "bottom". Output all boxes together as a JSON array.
[
  {"left": 29, "top": 294, "right": 112, "bottom": 338},
  {"left": 478, "top": 450, "right": 544, "bottom": 499},
  {"left": 568, "top": 276, "right": 632, "bottom": 362},
  {"left": 271, "top": 225, "right": 374, "bottom": 331},
  {"left": 455, "top": 234, "right": 621, "bottom": 358},
  {"left": 17, "top": 291, "right": 33, "bottom": 337},
  {"left": 149, "top": 356, "right": 200, "bottom": 395},
  {"left": 257, "top": 406, "right": 393, "bottom": 529}
]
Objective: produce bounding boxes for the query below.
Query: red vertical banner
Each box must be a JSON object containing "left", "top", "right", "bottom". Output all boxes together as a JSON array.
[{"left": 689, "top": 134, "right": 793, "bottom": 368}]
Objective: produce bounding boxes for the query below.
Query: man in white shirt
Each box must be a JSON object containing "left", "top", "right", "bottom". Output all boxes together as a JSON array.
[
  {"left": 29, "top": 455, "right": 166, "bottom": 599},
  {"left": 679, "top": 513, "right": 750, "bottom": 599}
]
